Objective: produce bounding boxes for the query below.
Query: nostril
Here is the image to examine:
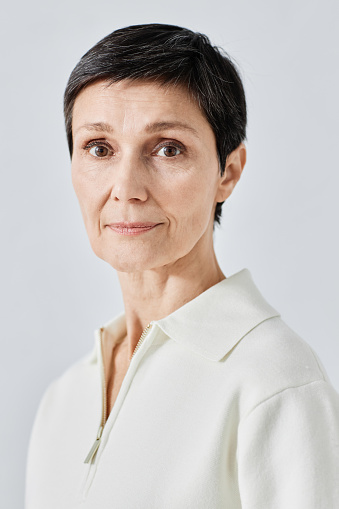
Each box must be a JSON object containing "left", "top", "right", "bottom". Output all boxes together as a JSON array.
[{"left": 110, "top": 182, "right": 148, "bottom": 203}]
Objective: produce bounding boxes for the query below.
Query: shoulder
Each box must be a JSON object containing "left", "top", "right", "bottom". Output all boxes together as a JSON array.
[
  {"left": 240, "top": 315, "right": 326, "bottom": 380},
  {"left": 33, "top": 348, "right": 98, "bottom": 428},
  {"left": 227, "top": 315, "right": 335, "bottom": 415}
]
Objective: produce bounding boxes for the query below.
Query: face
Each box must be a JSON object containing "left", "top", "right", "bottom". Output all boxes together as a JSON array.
[{"left": 71, "top": 80, "right": 237, "bottom": 273}]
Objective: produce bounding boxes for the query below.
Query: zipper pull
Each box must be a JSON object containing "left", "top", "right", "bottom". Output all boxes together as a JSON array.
[{"left": 84, "top": 426, "right": 103, "bottom": 464}]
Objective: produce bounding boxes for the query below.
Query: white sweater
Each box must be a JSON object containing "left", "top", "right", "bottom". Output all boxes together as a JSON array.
[{"left": 25, "top": 269, "right": 339, "bottom": 508}]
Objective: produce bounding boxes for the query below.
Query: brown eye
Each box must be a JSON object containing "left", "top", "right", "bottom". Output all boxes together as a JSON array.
[
  {"left": 88, "top": 145, "right": 110, "bottom": 157},
  {"left": 156, "top": 145, "right": 181, "bottom": 157}
]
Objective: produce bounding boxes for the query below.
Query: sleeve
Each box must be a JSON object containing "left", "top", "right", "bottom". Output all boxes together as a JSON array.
[
  {"left": 237, "top": 379, "right": 339, "bottom": 509},
  {"left": 25, "top": 382, "right": 57, "bottom": 509}
]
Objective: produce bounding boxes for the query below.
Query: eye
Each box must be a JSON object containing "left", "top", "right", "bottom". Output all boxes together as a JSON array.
[
  {"left": 156, "top": 144, "right": 182, "bottom": 158},
  {"left": 85, "top": 142, "right": 113, "bottom": 158}
]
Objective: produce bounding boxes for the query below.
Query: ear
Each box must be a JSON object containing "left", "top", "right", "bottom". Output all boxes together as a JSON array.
[{"left": 215, "top": 143, "right": 247, "bottom": 203}]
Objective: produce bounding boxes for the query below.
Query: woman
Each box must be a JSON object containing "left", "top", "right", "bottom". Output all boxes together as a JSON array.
[{"left": 26, "top": 24, "right": 339, "bottom": 508}]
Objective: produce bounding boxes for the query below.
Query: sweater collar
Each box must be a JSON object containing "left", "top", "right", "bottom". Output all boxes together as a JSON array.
[
  {"left": 98, "top": 268, "right": 280, "bottom": 363},
  {"left": 155, "top": 268, "right": 280, "bottom": 361}
]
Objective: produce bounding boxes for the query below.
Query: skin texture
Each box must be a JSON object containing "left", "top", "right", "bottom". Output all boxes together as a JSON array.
[{"left": 71, "top": 79, "right": 246, "bottom": 414}]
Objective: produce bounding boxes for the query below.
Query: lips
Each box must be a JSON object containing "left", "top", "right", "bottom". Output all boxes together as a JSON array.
[
  {"left": 108, "top": 222, "right": 159, "bottom": 228},
  {"left": 107, "top": 222, "right": 160, "bottom": 236}
]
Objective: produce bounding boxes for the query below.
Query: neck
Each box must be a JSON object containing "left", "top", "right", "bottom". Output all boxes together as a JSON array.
[{"left": 117, "top": 229, "right": 225, "bottom": 360}]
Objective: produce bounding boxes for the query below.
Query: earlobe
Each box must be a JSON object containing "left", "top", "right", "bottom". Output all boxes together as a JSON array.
[{"left": 216, "top": 143, "right": 247, "bottom": 203}]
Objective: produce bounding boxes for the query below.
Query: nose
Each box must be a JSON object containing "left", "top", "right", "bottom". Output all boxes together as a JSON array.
[{"left": 110, "top": 152, "right": 148, "bottom": 203}]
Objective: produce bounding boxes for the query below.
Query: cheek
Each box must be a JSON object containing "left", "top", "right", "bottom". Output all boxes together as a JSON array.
[
  {"left": 166, "top": 172, "right": 216, "bottom": 229},
  {"left": 71, "top": 168, "right": 103, "bottom": 230}
]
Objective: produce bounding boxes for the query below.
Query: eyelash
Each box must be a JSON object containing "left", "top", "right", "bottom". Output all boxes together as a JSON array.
[
  {"left": 154, "top": 141, "right": 184, "bottom": 155},
  {"left": 83, "top": 140, "right": 111, "bottom": 151},
  {"left": 82, "top": 139, "right": 185, "bottom": 157}
]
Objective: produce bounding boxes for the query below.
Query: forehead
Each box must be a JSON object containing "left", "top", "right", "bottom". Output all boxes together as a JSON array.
[{"left": 72, "top": 79, "right": 213, "bottom": 138}]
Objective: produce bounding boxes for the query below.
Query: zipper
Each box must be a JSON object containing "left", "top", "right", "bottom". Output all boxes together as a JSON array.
[
  {"left": 84, "top": 322, "right": 153, "bottom": 464},
  {"left": 129, "top": 322, "right": 152, "bottom": 363},
  {"left": 84, "top": 326, "right": 106, "bottom": 464}
]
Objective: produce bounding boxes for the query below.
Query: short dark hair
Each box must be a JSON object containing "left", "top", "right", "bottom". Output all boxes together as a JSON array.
[{"left": 64, "top": 23, "right": 247, "bottom": 226}]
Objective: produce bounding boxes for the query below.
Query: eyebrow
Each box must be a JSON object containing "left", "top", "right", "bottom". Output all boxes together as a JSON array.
[
  {"left": 74, "top": 122, "right": 114, "bottom": 135},
  {"left": 74, "top": 121, "right": 200, "bottom": 137},
  {"left": 144, "top": 121, "right": 199, "bottom": 137}
]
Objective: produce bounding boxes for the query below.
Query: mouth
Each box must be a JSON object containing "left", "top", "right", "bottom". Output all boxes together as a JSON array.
[{"left": 107, "top": 222, "right": 160, "bottom": 236}]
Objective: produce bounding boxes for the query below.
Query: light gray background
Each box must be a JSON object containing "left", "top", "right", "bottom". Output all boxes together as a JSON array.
[{"left": 1, "top": 0, "right": 338, "bottom": 506}]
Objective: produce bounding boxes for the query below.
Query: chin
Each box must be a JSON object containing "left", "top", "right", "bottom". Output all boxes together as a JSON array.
[{"left": 102, "top": 250, "right": 166, "bottom": 273}]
